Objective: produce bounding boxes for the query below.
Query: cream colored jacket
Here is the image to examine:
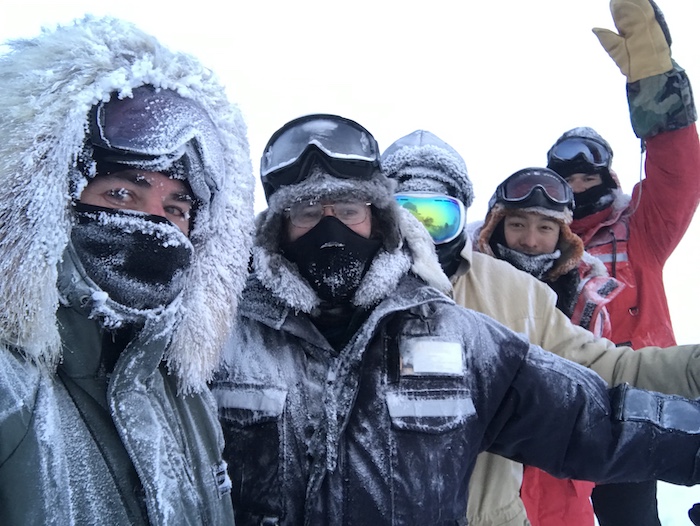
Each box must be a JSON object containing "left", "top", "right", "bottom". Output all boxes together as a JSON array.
[{"left": 457, "top": 240, "right": 700, "bottom": 526}]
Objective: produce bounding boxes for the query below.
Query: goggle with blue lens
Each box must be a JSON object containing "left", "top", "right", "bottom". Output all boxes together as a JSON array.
[
  {"left": 260, "top": 114, "right": 380, "bottom": 200},
  {"left": 394, "top": 192, "right": 466, "bottom": 244}
]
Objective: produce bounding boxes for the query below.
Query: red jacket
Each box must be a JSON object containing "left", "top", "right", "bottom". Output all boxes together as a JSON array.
[{"left": 571, "top": 124, "right": 700, "bottom": 349}]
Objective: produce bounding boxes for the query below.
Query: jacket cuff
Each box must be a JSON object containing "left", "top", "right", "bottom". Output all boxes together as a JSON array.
[{"left": 627, "top": 61, "right": 697, "bottom": 139}]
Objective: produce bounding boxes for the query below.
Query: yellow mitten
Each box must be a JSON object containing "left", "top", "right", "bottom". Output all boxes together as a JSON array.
[{"left": 592, "top": 0, "right": 673, "bottom": 82}]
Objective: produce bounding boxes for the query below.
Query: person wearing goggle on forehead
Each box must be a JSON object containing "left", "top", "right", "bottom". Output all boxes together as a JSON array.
[
  {"left": 476, "top": 167, "right": 623, "bottom": 335},
  {"left": 0, "top": 16, "right": 255, "bottom": 526},
  {"left": 474, "top": 168, "right": 626, "bottom": 526},
  {"left": 382, "top": 128, "right": 700, "bottom": 526},
  {"left": 546, "top": 1, "right": 700, "bottom": 522},
  {"left": 215, "top": 117, "right": 700, "bottom": 526},
  {"left": 546, "top": 131, "right": 617, "bottom": 220}
]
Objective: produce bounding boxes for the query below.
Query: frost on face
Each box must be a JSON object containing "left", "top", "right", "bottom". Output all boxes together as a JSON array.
[
  {"left": 97, "top": 87, "right": 224, "bottom": 206},
  {"left": 71, "top": 208, "right": 194, "bottom": 311},
  {"left": 496, "top": 244, "right": 560, "bottom": 281}
]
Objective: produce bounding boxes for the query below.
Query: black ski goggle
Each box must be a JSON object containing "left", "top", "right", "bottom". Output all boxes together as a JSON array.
[
  {"left": 260, "top": 114, "right": 380, "bottom": 200},
  {"left": 490, "top": 168, "right": 574, "bottom": 213},
  {"left": 547, "top": 137, "right": 612, "bottom": 171},
  {"left": 88, "top": 85, "right": 223, "bottom": 199}
]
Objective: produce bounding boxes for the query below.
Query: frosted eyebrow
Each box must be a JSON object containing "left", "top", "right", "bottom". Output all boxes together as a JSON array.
[
  {"left": 170, "top": 192, "right": 194, "bottom": 204},
  {"left": 102, "top": 171, "right": 194, "bottom": 203}
]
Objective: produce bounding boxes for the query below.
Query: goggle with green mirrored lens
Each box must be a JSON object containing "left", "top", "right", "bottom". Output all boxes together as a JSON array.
[{"left": 395, "top": 192, "right": 466, "bottom": 244}]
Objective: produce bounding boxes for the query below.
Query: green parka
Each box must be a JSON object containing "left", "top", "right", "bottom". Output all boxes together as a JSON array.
[{"left": 0, "top": 15, "right": 253, "bottom": 525}]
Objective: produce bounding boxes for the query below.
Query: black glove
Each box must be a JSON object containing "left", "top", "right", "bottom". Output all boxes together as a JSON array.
[{"left": 689, "top": 503, "right": 700, "bottom": 525}]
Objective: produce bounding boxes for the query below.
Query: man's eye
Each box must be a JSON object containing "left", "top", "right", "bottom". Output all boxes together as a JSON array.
[
  {"left": 338, "top": 209, "right": 359, "bottom": 219},
  {"left": 105, "top": 188, "right": 133, "bottom": 202},
  {"left": 299, "top": 208, "right": 320, "bottom": 219},
  {"left": 164, "top": 205, "right": 190, "bottom": 218}
]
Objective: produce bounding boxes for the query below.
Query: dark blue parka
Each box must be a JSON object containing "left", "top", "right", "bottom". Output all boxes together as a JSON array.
[{"left": 213, "top": 199, "right": 700, "bottom": 526}]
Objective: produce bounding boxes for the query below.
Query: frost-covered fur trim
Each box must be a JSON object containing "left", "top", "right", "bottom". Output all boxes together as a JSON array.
[
  {"left": 397, "top": 208, "right": 452, "bottom": 295},
  {"left": 477, "top": 204, "right": 584, "bottom": 281},
  {"left": 0, "top": 16, "right": 254, "bottom": 393},
  {"left": 581, "top": 251, "right": 608, "bottom": 278},
  {"left": 252, "top": 202, "right": 450, "bottom": 311},
  {"left": 611, "top": 187, "right": 633, "bottom": 213},
  {"left": 382, "top": 141, "right": 474, "bottom": 208}
]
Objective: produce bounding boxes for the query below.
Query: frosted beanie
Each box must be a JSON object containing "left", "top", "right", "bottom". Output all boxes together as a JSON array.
[{"left": 382, "top": 130, "right": 474, "bottom": 208}]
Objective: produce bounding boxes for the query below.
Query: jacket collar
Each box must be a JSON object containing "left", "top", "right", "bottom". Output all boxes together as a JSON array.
[{"left": 570, "top": 189, "right": 631, "bottom": 244}]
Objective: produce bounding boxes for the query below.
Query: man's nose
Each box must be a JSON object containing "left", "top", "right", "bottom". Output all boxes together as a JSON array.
[
  {"left": 143, "top": 198, "right": 167, "bottom": 218},
  {"left": 521, "top": 229, "right": 539, "bottom": 247},
  {"left": 322, "top": 205, "right": 335, "bottom": 217},
  {"left": 568, "top": 180, "right": 586, "bottom": 193}
]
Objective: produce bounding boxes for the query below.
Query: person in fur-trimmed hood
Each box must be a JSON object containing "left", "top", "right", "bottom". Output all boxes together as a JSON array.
[
  {"left": 473, "top": 167, "right": 626, "bottom": 526},
  {"left": 0, "top": 16, "right": 254, "bottom": 525},
  {"left": 475, "top": 167, "right": 623, "bottom": 338},
  {"left": 213, "top": 114, "right": 700, "bottom": 526}
]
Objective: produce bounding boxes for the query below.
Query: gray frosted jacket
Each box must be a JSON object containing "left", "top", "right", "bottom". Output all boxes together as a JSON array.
[
  {"left": 0, "top": 305, "right": 234, "bottom": 525},
  {"left": 213, "top": 208, "right": 700, "bottom": 526}
]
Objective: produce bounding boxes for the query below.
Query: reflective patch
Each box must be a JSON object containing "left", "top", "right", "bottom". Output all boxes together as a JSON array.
[
  {"left": 386, "top": 392, "right": 475, "bottom": 418},
  {"left": 399, "top": 337, "right": 464, "bottom": 376},
  {"left": 615, "top": 385, "right": 700, "bottom": 433},
  {"left": 212, "top": 387, "right": 286, "bottom": 415},
  {"left": 213, "top": 460, "right": 232, "bottom": 497},
  {"left": 594, "top": 253, "right": 628, "bottom": 263}
]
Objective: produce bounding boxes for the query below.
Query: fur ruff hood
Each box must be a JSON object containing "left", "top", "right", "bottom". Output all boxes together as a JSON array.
[
  {"left": 252, "top": 204, "right": 451, "bottom": 313},
  {"left": 0, "top": 16, "right": 254, "bottom": 392}
]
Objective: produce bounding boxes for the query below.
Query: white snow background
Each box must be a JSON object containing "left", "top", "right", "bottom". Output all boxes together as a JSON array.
[{"left": 2, "top": 0, "right": 699, "bottom": 523}]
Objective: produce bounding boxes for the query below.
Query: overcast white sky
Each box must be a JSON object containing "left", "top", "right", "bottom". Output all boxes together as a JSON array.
[{"left": 2, "top": 0, "right": 700, "bottom": 519}]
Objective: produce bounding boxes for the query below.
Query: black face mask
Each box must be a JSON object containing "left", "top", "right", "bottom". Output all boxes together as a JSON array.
[
  {"left": 572, "top": 185, "right": 615, "bottom": 219},
  {"left": 71, "top": 203, "right": 193, "bottom": 310},
  {"left": 282, "top": 216, "right": 382, "bottom": 304},
  {"left": 435, "top": 230, "right": 468, "bottom": 279}
]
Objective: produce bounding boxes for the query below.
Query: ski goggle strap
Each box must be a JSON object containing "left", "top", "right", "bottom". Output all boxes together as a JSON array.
[
  {"left": 547, "top": 137, "right": 612, "bottom": 171},
  {"left": 394, "top": 192, "right": 466, "bottom": 244},
  {"left": 260, "top": 114, "right": 380, "bottom": 200},
  {"left": 491, "top": 168, "right": 574, "bottom": 212}
]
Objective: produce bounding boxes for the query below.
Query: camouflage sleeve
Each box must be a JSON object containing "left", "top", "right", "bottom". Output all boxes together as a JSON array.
[{"left": 627, "top": 61, "right": 697, "bottom": 139}]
